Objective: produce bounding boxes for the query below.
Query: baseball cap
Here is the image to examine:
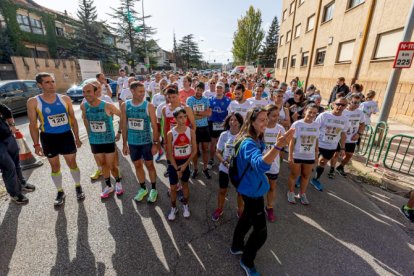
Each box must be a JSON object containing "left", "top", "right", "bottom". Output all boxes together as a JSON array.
[{"left": 216, "top": 82, "right": 225, "bottom": 88}]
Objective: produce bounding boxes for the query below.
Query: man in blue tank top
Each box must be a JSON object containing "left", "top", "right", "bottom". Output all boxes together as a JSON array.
[
  {"left": 121, "top": 81, "right": 160, "bottom": 203},
  {"left": 27, "top": 72, "right": 84, "bottom": 206},
  {"left": 81, "top": 83, "right": 123, "bottom": 199}
]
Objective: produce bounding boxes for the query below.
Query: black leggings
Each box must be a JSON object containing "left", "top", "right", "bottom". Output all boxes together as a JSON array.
[{"left": 232, "top": 195, "right": 267, "bottom": 268}]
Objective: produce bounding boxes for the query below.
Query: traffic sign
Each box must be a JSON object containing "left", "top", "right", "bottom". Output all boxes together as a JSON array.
[{"left": 393, "top": 42, "right": 414, "bottom": 68}]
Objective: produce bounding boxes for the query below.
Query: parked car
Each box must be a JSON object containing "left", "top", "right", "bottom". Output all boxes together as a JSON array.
[
  {"left": 0, "top": 80, "right": 42, "bottom": 114},
  {"left": 66, "top": 78, "right": 117, "bottom": 101}
]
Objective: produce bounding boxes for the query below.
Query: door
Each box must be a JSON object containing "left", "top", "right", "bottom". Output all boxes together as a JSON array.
[{"left": 0, "top": 82, "right": 26, "bottom": 113}]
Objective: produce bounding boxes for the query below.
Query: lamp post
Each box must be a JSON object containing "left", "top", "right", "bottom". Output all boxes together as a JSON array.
[{"left": 141, "top": 0, "right": 150, "bottom": 73}]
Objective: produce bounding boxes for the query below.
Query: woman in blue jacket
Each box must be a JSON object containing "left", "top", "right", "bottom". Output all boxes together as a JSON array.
[{"left": 231, "top": 107, "right": 294, "bottom": 276}]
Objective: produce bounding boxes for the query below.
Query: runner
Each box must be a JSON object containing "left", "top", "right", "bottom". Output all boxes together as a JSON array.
[
  {"left": 121, "top": 81, "right": 160, "bottom": 203},
  {"left": 116, "top": 69, "right": 128, "bottom": 104},
  {"left": 203, "top": 78, "right": 217, "bottom": 98},
  {"left": 119, "top": 77, "right": 136, "bottom": 103},
  {"left": 81, "top": 83, "right": 123, "bottom": 199},
  {"left": 28, "top": 72, "right": 84, "bottom": 206},
  {"left": 287, "top": 103, "right": 320, "bottom": 204},
  {"left": 178, "top": 75, "right": 195, "bottom": 104},
  {"left": 166, "top": 107, "right": 197, "bottom": 221},
  {"left": 186, "top": 82, "right": 212, "bottom": 179},
  {"left": 330, "top": 95, "right": 366, "bottom": 178},
  {"left": 149, "top": 73, "right": 162, "bottom": 101},
  {"left": 359, "top": 90, "right": 379, "bottom": 126},
  {"left": 272, "top": 89, "right": 291, "bottom": 129},
  {"left": 96, "top": 73, "right": 113, "bottom": 98},
  {"left": 211, "top": 113, "right": 244, "bottom": 221},
  {"left": 247, "top": 84, "right": 272, "bottom": 108},
  {"left": 310, "top": 97, "right": 350, "bottom": 191},
  {"left": 263, "top": 104, "right": 285, "bottom": 222},
  {"left": 228, "top": 84, "right": 253, "bottom": 119}
]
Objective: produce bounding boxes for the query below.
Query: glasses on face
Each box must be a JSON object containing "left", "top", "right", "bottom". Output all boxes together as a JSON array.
[
  {"left": 351, "top": 101, "right": 360, "bottom": 105},
  {"left": 335, "top": 103, "right": 346, "bottom": 107},
  {"left": 210, "top": 82, "right": 216, "bottom": 85}
]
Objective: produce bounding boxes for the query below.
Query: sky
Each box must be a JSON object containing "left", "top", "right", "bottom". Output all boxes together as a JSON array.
[{"left": 34, "top": 0, "right": 282, "bottom": 63}]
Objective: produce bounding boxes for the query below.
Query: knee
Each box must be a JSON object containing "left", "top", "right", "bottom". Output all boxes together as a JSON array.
[{"left": 170, "top": 185, "right": 177, "bottom": 192}]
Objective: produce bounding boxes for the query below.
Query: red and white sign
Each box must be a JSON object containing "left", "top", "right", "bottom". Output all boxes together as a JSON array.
[{"left": 393, "top": 42, "right": 414, "bottom": 69}]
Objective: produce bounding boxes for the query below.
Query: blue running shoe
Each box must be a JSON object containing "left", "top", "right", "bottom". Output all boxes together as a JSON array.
[
  {"left": 155, "top": 149, "right": 164, "bottom": 162},
  {"left": 310, "top": 178, "right": 323, "bottom": 191},
  {"left": 295, "top": 176, "right": 301, "bottom": 188},
  {"left": 239, "top": 260, "right": 260, "bottom": 276}
]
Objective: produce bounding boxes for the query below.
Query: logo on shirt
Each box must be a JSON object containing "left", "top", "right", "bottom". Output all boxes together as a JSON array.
[{"left": 45, "top": 107, "right": 51, "bottom": 114}]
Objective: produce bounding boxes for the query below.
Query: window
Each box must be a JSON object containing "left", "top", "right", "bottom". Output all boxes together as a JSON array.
[
  {"left": 348, "top": 0, "right": 364, "bottom": 9},
  {"left": 307, "top": 14, "right": 315, "bottom": 31},
  {"left": 374, "top": 29, "right": 403, "bottom": 59},
  {"left": 23, "top": 81, "right": 42, "bottom": 93},
  {"left": 55, "top": 21, "right": 64, "bottom": 37},
  {"left": 337, "top": 40, "right": 355, "bottom": 62},
  {"left": 17, "top": 14, "right": 31, "bottom": 32},
  {"left": 290, "top": 1, "right": 295, "bottom": 14},
  {"left": 301, "top": 52, "right": 309, "bottom": 66},
  {"left": 17, "top": 13, "right": 45, "bottom": 35},
  {"left": 0, "top": 12, "right": 6, "bottom": 29},
  {"left": 294, "top": 24, "right": 301, "bottom": 38},
  {"left": 279, "top": 35, "right": 284, "bottom": 46},
  {"left": 25, "top": 45, "right": 50, "bottom": 58},
  {"left": 286, "top": 31, "right": 291, "bottom": 43},
  {"left": 322, "top": 2, "right": 335, "bottom": 22},
  {"left": 315, "top": 48, "right": 326, "bottom": 65},
  {"left": 283, "top": 9, "right": 287, "bottom": 21},
  {"left": 282, "top": 57, "right": 288, "bottom": 68},
  {"left": 30, "top": 18, "right": 44, "bottom": 34},
  {"left": 290, "top": 55, "right": 296, "bottom": 67},
  {"left": 276, "top": 59, "right": 281, "bottom": 68},
  {"left": 1, "top": 82, "right": 24, "bottom": 95}
]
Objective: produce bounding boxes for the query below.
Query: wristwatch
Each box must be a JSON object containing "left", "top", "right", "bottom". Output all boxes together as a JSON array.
[
  {"left": 8, "top": 122, "right": 15, "bottom": 126},
  {"left": 153, "top": 141, "right": 160, "bottom": 144}
]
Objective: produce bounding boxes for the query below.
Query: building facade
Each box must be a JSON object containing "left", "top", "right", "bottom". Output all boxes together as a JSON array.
[{"left": 276, "top": 0, "right": 414, "bottom": 125}]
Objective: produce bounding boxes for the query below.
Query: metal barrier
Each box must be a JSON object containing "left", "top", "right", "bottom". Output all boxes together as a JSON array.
[
  {"left": 365, "top": 121, "right": 388, "bottom": 165},
  {"left": 383, "top": 134, "right": 414, "bottom": 176},
  {"left": 356, "top": 125, "right": 373, "bottom": 156}
]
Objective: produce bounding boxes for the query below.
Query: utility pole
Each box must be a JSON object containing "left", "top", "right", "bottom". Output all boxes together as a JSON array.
[
  {"left": 141, "top": 0, "right": 150, "bottom": 73},
  {"left": 378, "top": 0, "right": 414, "bottom": 122}
]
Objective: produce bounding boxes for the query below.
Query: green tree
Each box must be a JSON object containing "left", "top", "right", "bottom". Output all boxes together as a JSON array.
[
  {"left": 260, "top": 16, "right": 279, "bottom": 67},
  {"left": 177, "top": 34, "right": 202, "bottom": 70},
  {"left": 0, "top": 28, "right": 14, "bottom": 63},
  {"left": 232, "top": 6, "right": 264, "bottom": 65}
]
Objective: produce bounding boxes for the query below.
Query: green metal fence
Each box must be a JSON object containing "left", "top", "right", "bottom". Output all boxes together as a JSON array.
[
  {"left": 383, "top": 134, "right": 414, "bottom": 176},
  {"left": 365, "top": 121, "right": 389, "bottom": 165},
  {"left": 356, "top": 125, "right": 373, "bottom": 156}
]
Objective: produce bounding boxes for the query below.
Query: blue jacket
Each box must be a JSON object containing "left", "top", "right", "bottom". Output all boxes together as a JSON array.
[{"left": 237, "top": 138, "right": 271, "bottom": 197}]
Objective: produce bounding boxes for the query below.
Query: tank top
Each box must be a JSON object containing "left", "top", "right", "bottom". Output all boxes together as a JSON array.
[
  {"left": 35, "top": 94, "right": 71, "bottom": 134},
  {"left": 171, "top": 127, "right": 192, "bottom": 160},
  {"left": 279, "top": 106, "right": 286, "bottom": 121},
  {"left": 85, "top": 101, "right": 115, "bottom": 144},
  {"left": 126, "top": 100, "right": 151, "bottom": 145},
  {"left": 164, "top": 104, "right": 190, "bottom": 134}
]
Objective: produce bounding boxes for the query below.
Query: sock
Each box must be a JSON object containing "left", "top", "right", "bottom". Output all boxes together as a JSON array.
[
  {"left": 51, "top": 171, "right": 63, "bottom": 191},
  {"left": 115, "top": 176, "right": 122, "bottom": 183},
  {"left": 182, "top": 198, "right": 188, "bottom": 205},
  {"left": 172, "top": 201, "right": 176, "bottom": 208},
  {"left": 70, "top": 167, "right": 81, "bottom": 187},
  {"left": 337, "top": 164, "right": 344, "bottom": 170},
  {"left": 151, "top": 182, "right": 156, "bottom": 190},
  {"left": 105, "top": 178, "right": 111, "bottom": 187},
  {"left": 329, "top": 166, "right": 335, "bottom": 173},
  {"left": 140, "top": 182, "right": 146, "bottom": 189},
  {"left": 315, "top": 166, "right": 324, "bottom": 180}
]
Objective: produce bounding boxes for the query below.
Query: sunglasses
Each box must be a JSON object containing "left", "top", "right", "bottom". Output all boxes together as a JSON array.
[
  {"left": 335, "top": 103, "right": 346, "bottom": 107},
  {"left": 210, "top": 82, "right": 216, "bottom": 85}
]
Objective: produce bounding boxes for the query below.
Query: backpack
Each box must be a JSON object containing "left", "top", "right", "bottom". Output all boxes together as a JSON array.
[{"left": 229, "top": 137, "right": 251, "bottom": 188}]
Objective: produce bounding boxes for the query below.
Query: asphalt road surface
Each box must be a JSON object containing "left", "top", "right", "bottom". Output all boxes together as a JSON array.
[{"left": 0, "top": 109, "right": 413, "bottom": 275}]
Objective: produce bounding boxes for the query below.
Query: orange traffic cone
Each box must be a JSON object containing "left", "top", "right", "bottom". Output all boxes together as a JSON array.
[{"left": 14, "top": 130, "right": 43, "bottom": 170}]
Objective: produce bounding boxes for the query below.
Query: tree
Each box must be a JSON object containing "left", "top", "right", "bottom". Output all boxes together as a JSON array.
[
  {"left": 232, "top": 6, "right": 265, "bottom": 65},
  {"left": 0, "top": 28, "right": 14, "bottom": 63},
  {"left": 177, "top": 34, "right": 202, "bottom": 70},
  {"left": 172, "top": 32, "right": 183, "bottom": 69},
  {"left": 260, "top": 16, "right": 279, "bottom": 67}
]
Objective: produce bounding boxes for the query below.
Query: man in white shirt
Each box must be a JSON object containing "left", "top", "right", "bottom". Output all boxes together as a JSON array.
[
  {"left": 119, "top": 77, "right": 136, "bottom": 103},
  {"left": 227, "top": 83, "right": 253, "bottom": 119},
  {"left": 96, "top": 73, "right": 113, "bottom": 98},
  {"left": 247, "top": 84, "right": 272, "bottom": 108},
  {"left": 149, "top": 73, "right": 162, "bottom": 99},
  {"left": 203, "top": 78, "right": 217, "bottom": 98},
  {"left": 116, "top": 69, "right": 128, "bottom": 103}
]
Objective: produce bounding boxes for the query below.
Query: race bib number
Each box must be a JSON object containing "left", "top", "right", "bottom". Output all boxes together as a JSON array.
[
  {"left": 90, "top": 121, "right": 106, "bottom": 132},
  {"left": 212, "top": 122, "right": 224, "bottom": 131},
  {"left": 323, "top": 127, "right": 339, "bottom": 144},
  {"left": 323, "top": 134, "right": 337, "bottom": 144},
  {"left": 193, "top": 104, "right": 205, "bottom": 112},
  {"left": 174, "top": 145, "right": 191, "bottom": 157},
  {"left": 224, "top": 143, "right": 234, "bottom": 157},
  {"left": 47, "top": 113, "right": 68, "bottom": 127},
  {"left": 300, "top": 144, "right": 314, "bottom": 153},
  {"left": 128, "top": 118, "right": 144, "bottom": 130},
  {"left": 264, "top": 143, "right": 274, "bottom": 152}
]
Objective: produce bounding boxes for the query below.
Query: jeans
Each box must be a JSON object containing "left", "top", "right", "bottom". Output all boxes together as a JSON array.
[
  {"left": 232, "top": 195, "right": 267, "bottom": 268},
  {"left": 0, "top": 135, "right": 25, "bottom": 197}
]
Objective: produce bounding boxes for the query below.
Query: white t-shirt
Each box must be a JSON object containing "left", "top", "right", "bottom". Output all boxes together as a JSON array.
[
  {"left": 343, "top": 108, "right": 366, "bottom": 144},
  {"left": 284, "top": 91, "right": 294, "bottom": 103},
  {"left": 359, "top": 100, "right": 379, "bottom": 125},
  {"left": 227, "top": 100, "right": 253, "bottom": 119},
  {"left": 247, "top": 97, "right": 272, "bottom": 108},
  {"left": 81, "top": 94, "right": 113, "bottom": 104},
  {"left": 315, "top": 112, "right": 350, "bottom": 150},
  {"left": 101, "top": 84, "right": 113, "bottom": 98},
  {"left": 151, "top": 93, "right": 166, "bottom": 108},
  {"left": 117, "top": 76, "right": 128, "bottom": 95},
  {"left": 120, "top": 89, "right": 133, "bottom": 102},
  {"left": 156, "top": 102, "right": 167, "bottom": 119},
  {"left": 263, "top": 124, "right": 285, "bottom": 174},
  {"left": 291, "top": 119, "right": 320, "bottom": 160},
  {"left": 203, "top": 90, "right": 216, "bottom": 99},
  {"left": 217, "top": 130, "right": 237, "bottom": 174}
]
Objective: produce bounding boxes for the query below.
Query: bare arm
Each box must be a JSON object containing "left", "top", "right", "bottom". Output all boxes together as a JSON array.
[
  {"left": 80, "top": 103, "right": 90, "bottom": 136},
  {"left": 63, "top": 96, "right": 81, "bottom": 147},
  {"left": 166, "top": 131, "right": 177, "bottom": 169},
  {"left": 27, "top": 98, "right": 43, "bottom": 155},
  {"left": 185, "top": 106, "right": 197, "bottom": 130},
  {"left": 148, "top": 103, "right": 160, "bottom": 143}
]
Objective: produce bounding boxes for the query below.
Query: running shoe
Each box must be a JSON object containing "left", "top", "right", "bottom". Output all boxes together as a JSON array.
[
  {"left": 230, "top": 247, "right": 243, "bottom": 255},
  {"left": 239, "top": 260, "right": 260, "bottom": 276},
  {"left": 287, "top": 192, "right": 296, "bottom": 204},
  {"left": 211, "top": 208, "right": 223, "bottom": 221},
  {"left": 310, "top": 178, "right": 324, "bottom": 192},
  {"left": 237, "top": 209, "right": 243, "bottom": 219},
  {"left": 295, "top": 176, "right": 301, "bottom": 188},
  {"left": 163, "top": 170, "right": 169, "bottom": 177},
  {"left": 115, "top": 182, "right": 124, "bottom": 196},
  {"left": 191, "top": 170, "right": 198, "bottom": 179},
  {"left": 327, "top": 170, "right": 335, "bottom": 179},
  {"left": 11, "top": 194, "right": 29, "bottom": 204},
  {"left": 76, "top": 186, "right": 85, "bottom": 200},
  {"left": 183, "top": 204, "right": 190, "bottom": 218},
  {"left": 401, "top": 205, "right": 414, "bottom": 222},
  {"left": 90, "top": 169, "right": 102, "bottom": 180},
  {"left": 134, "top": 188, "right": 148, "bottom": 202},
  {"left": 21, "top": 182, "right": 36, "bottom": 192},
  {"left": 101, "top": 186, "right": 114, "bottom": 199},
  {"left": 207, "top": 159, "right": 214, "bottom": 170},
  {"left": 265, "top": 207, "right": 276, "bottom": 222},
  {"left": 147, "top": 189, "right": 158, "bottom": 203},
  {"left": 168, "top": 207, "right": 178, "bottom": 221},
  {"left": 203, "top": 169, "right": 212, "bottom": 179},
  {"left": 54, "top": 191, "right": 66, "bottom": 206},
  {"left": 300, "top": 193, "right": 310, "bottom": 205},
  {"left": 155, "top": 149, "right": 164, "bottom": 162},
  {"left": 335, "top": 166, "right": 348, "bottom": 177}
]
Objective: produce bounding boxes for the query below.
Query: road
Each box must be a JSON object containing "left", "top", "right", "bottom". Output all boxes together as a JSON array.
[{"left": 0, "top": 109, "right": 413, "bottom": 275}]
